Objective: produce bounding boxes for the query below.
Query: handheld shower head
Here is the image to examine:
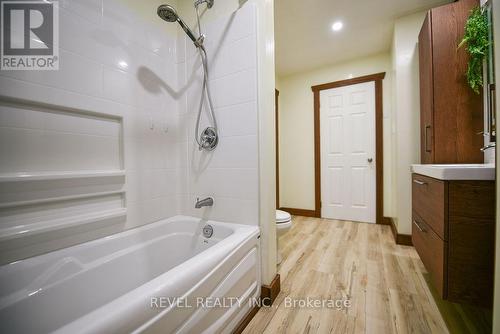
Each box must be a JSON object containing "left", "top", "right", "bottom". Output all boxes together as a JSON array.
[
  {"left": 155, "top": 2, "right": 218, "bottom": 151},
  {"left": 157, "top": 4, "right": 178, "bottom": 22},
  {"left": 157, "top": 4, "right": 198, "bottom": 45}
]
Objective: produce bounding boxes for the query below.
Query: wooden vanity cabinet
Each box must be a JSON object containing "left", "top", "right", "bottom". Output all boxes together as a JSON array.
[
  {"left": 412, "top": 174, "right": 495, "bottom": 307},
  {"left": 418, "top": 0, "right": 484, "bottom": 164}
]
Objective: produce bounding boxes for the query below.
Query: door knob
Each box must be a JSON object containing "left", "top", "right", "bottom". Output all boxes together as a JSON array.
[{"left": 367, "top": 158, "right": 373, "bottom": 163}]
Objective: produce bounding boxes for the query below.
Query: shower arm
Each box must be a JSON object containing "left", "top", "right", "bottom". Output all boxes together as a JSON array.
[{"left": 194, "top": 0, "right": 214, "bottom": 9}]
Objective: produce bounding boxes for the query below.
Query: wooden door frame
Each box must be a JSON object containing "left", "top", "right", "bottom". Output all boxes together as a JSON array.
[
  {"left": 275, "top": 89, "right": 280, "bottom": 208},
  {"left": 311, "top": 72, "right": 386, "bottom": 224}
]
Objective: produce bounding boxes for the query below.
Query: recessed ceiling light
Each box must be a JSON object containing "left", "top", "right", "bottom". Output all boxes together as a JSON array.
[{"left": 331, "top": 21, "right": 343, "bottom": 32}]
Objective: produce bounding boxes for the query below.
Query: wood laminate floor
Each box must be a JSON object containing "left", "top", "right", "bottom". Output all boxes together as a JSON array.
[{"left": 242, "top": 216, "right": 492, "bottom": 334}]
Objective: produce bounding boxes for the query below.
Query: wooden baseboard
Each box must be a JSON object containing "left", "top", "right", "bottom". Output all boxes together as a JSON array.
[
  {"left": 279, "top": 207, "right": 317, "bottom": 217},
  {"left": 396, "top": 233, "right": 412, "bottom": 246},
  {"left": 381, "top": 216, "right": 393, "bottom": 225},
  {"left": 232, "top": 305, "right": 259, "bottom": 334},
  {"left": 261, "top": 274, "right": 280, "bottom": 307},
  {"left": 232, "top": 274, "right": 281, "bottom": 334},
  {"left": 382, "top": 216, "right": 398, "bottom": 238},
  {"left": 383, "top": 216, "right": 413, "bottom": 246}
]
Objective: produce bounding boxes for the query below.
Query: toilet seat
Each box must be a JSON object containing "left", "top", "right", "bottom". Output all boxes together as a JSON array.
[
  {"left": 276, "top": 210, "right": 291, "bottom": 224},
  {"left": 276, "top": 220, "right": 292, "bottom": 230}
]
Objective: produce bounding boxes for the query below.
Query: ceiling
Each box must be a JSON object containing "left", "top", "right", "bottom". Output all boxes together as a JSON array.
[{"left": 274, "top": 0, "right": 451, "bottom": 76}]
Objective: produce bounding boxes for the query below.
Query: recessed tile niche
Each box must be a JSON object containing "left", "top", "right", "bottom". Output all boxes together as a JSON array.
[{"left": 0, "top": 98, "right": 126, "bottom": 264}]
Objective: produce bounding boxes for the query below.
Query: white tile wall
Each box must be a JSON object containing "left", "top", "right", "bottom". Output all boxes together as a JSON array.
[
  {"left": 0, "top": 0, "right": 260, "bottom": 261},
  {"left": 0, "top": 0, "right": 183, "bottom": 260},
  {"left": 177, "top": 3, "right": 259, "bottom": 226}
]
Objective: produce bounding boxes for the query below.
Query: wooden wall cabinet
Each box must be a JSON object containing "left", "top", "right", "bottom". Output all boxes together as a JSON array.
[
  {"left": 418, "top": 0, "right": 484, "bottom": 164},
  {"left": 412, "top": 174, "right": 495, "bottom": 307}
]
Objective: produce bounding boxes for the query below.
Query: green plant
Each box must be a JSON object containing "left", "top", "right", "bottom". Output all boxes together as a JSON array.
[{"left": 458, "top": 6, "right": 490, "bottom": 94}]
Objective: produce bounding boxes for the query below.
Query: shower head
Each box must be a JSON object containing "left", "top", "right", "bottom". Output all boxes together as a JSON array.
[
  {"left": 157, "top": 4, "right": 198, "bottom": 44},
  {"left": 157, "top": 4, "right": 178, "bottom": 22}
]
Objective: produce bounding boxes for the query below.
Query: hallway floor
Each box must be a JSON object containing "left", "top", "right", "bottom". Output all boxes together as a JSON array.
[{"left": 243, "top": 216, "right": 492, "bottom": 334}]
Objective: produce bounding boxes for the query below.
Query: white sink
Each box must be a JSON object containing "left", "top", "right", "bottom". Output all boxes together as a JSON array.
[{"left": 411, "top": 164, "right": 495, "bottom": 180}]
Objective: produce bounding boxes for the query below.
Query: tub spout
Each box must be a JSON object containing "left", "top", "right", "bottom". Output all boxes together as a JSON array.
[{"left": 195, "top": 197, "right": 214, "bottom": 209}]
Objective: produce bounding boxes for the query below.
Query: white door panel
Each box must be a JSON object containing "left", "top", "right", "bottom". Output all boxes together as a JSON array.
[{"left": 320, "top": 81, "right": 376, "bottom": 223}]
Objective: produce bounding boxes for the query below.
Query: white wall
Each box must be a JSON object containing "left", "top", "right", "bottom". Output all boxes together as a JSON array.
[
  {"left": 276, "top": 10, "right": 428, "bottom": 235},
  {"left": 277, "top": 53, "right": 393, "bottom": 216},
  {"left": 390, "top": 11, "right": 426, "bottom": 234},
  {"left": 175, "top": 0, "right": 277, "bottom": 285}
]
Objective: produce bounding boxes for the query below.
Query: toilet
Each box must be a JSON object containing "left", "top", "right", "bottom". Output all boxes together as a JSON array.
[{"left": 276, "top": 210, "right": 292, "bottom": 264}]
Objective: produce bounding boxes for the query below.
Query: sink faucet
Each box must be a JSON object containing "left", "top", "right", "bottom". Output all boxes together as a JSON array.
[{"left": 195, "top": 197, "right": 214, "bottom": 209}]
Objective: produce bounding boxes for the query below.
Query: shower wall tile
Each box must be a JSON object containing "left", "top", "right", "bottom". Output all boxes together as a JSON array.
[
  {"left": 0, "top": 0, "right": 184, "bottom": 257},
  {"left": 189, "top": 168, "right": 258, "bottom": 201},
  {"left": 125, "top": 195, "right": 179, "bottom": 230},
  {"left": 176, "top": 62, "right": 188, "bottom": 115},
  {"left": 103, "top": 67, "right": 142, "bottom": 107},
  {"left": 101, "top": 2, "right": 152, "bottom": 52},
  {"left": 213, "top": 69, "right": 257, "bottom": 108},
  {"left": 146, "top": 25, "right": 176, "bottom": 61},
  {"left": 185, "top": 56, "right": 204, "bottom": 114},
  {"left": 59, "top": 5, "right": 177, "bottom": 84},
  {"left": 216, "top": 101, "right": 258, "bottom": 137},
  {"left": 59, "top": 0, "right": 103, "bottom": 25},
  {"left": 209, "top": 35, "right": 257, "bottom": 80},
  {"left": 185, "top": 38, "right": 199, "bottom": 62},
  {"left": 180, "top": 195, "right": 259, "bottom": 226},
  {"left": 181, "top": 3, "right": 259, "bottom": 226},
  {"left": 188, "top": 135, "right": 258, "bottom": 169},
  {"left": 184, "top": 101, "right": 258, "bottom": 138},
  {"left": 1, "top": 49, "right": 103, "bottom": 98},
  {"left": 205, "top": 3, "right": 256, "bottom": 47},
  {"left": 176, "top": 35, "right": 187, "bottom": 64},
  {"left": 0, "top": 0, "right": 261, "bottom": 262}
]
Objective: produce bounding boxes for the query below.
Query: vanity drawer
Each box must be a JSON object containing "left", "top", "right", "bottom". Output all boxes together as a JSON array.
[
  {"left": 412, "top": 215, "right": 447, "bottom": 298},
  {"left": 412, "top": 174, "right": 447, "bottom": 240}
]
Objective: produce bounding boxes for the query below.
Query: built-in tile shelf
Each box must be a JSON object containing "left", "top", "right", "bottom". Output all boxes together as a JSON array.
[
  {"left": 0, "top": 208, "right": 127, "bottom": 243},
  {"left": 0, "top": 190, "right": 125, "bottom": 209},
  {"left": 0, "top": 170, "right": 126, "bottom": 183}
]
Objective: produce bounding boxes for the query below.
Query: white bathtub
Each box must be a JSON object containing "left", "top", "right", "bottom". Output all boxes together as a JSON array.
[{"left": 0, "top": 216, "right": 260, "bottom": 334}]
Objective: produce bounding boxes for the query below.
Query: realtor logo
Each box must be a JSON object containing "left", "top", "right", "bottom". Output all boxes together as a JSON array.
[{"left": 1, "top": 0, "right": 59, "bottom": 70}]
